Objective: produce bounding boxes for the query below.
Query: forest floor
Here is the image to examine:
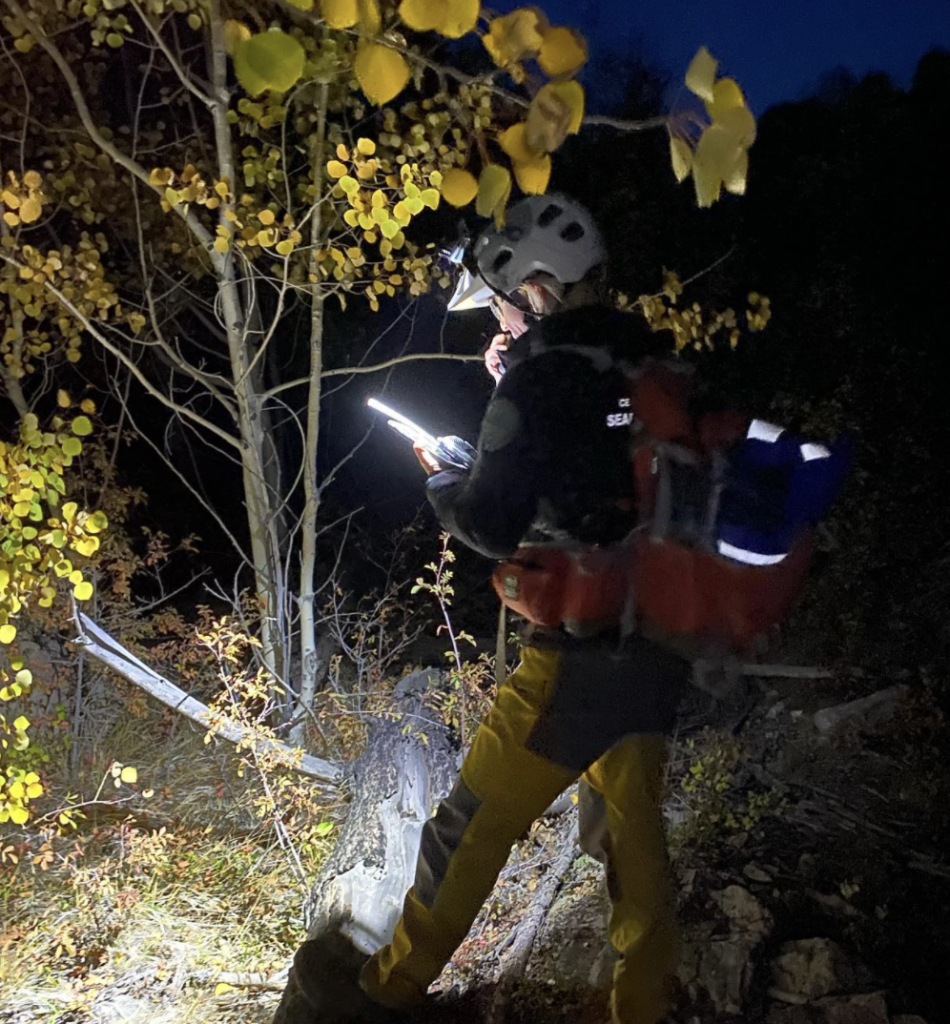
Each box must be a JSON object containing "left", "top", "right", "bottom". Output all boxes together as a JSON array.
[{"left": 1, "top": 663, "right": 948, "bottom": 1024}]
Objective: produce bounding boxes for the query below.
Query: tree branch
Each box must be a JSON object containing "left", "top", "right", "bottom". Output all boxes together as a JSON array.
[
  {"left": 3, "top": 0, "right": 214, "bottom": 249},
  {"left": 0, "top": 250, "right": 243, "bottom": 451}
]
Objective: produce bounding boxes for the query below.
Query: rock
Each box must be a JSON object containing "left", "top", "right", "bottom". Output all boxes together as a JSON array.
[
  {"left": 767, "top": 992, "right": 891, "bottom": 1024},
  {"left": 813, "top": 686, "right": 909, "bottom": 737},
  {"left": 529, "top": 860, "right": 617, "bottom": 991},
  {"left": 770, "top": 938, "right": 873, "bottom": 1003},
  {"left": 813, "top": 992, "right": 889, "bottom": 1024},
  {"left": 767, "top": 1005, "right": 812, "bottom": 1024},
  {"left": 743, "top": 862, "right": 774, "bottom": 883},
  {"left": 713, "top": 884, "right": 774, "bottom": 942},
  {"left": 679, "top": 886, "right": 774, "bottom": 1014}
]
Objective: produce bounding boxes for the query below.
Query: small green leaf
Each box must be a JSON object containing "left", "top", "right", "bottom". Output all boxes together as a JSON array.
[
  {"left": 233, "top": 30, "right": 306, "bottom": 97},
  {"left": 71, "top": 416, "right": 93, "bottom": 437}
]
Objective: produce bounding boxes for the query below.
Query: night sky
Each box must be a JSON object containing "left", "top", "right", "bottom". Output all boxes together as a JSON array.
[{"left": 529, "top": 0, "right": 950, "bottom": 113}]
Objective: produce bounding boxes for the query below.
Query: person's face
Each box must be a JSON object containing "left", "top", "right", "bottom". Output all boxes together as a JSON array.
[{"left": 490, "top": 297, "right": 530, "bottom": 338}]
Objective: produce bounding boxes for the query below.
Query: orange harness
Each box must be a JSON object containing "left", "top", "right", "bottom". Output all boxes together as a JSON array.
[{"left": 492, "top": 360, "right": 814, "bottom": 649}]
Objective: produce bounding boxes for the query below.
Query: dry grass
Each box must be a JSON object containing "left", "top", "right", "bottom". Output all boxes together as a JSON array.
[{"left": 0, "top": 705, "right": 342, "bottom": 1024}]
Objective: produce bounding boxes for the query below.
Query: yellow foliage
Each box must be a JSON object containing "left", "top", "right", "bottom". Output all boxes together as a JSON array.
[
  {"left": 512, "top": 154, "right": 551, "bottom": 195},
  {"left": 440, "top": 168, "right": 478, "bottom": 207},
  {"left": 321, "top": 0, "right": 359, "bottom": 28},
  {"left": 483, "top": 8, "right": 546, "bottom": 67},
  {"left": 223, "top": 19, "right": 251, "bottom": 55},
  {"left": 233, "top": 30, "right": 306, "bottom": 97},
  {"left": 525, "top": 80, "right": 584, "bottom": 154},
  {"left": 476, "top": 164, "right": 512, "bottom": 226},
  {"left": 358, "top": 0, "right": 382, "bottom": 35},
  {"left": 499, "top": 123, "right": 538, "bottom": 164},
  {"left": 685, "top": 45, "right": 719, "bottom": 103},
  {"left": 354, "top": 43, "right": 411, "bottom": 106},
  {"left": 670, "top": 136, "right": 693, "bottom": 183},
  {"left": 672, "top": 47, "right": 757, "bottom": 207},
  {"left": 538, "top": 26, "right": 587, "bottom": 76},
  {"left": 400, "top": 0, "right": 479, "bottom": 38}
]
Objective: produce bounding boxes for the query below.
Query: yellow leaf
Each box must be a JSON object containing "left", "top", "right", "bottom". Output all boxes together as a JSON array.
[
  {"left": 717, "top": 104, "right": 757, "bottom": 148},
  {"left": 357, "top": 137, "right": 377, "bottom": 156},
  {"left": 224, "top": 19, "right": 252, "bottom": 55},
  {"left": 0, "top": 624, "right": 16, "bottom": 644},
  {"left": 258, "top": 208, "right": 276, "bottom": 225},
  {"left": 13, "top": 715, "right": 28, "bottom": 732},
  {"left": 499, "top": 123, "right": 539, "bottom": 164},
  {"left": 213, "top": 237, "right": 229, "bottom": 253},
  {"left": 2, "top": 211, "right": 19, "bottom": 227},
  {"left": 358, "top": 0, "right": 381, "bottom": 35},
  {"left": 685, "top": 45, "right": 718, "bottom": 102},
  {"left": 71, "top": 415, "right": 93, "bottom": 436},
  {"left": 57, "top": 389, "right": 72, "bottom": 408},
  {"left": 327, "top": 160, "right": 348, "bottom": 179},
  {"left": 399, "top": 0, "right": 438, "bottom": 31},
  {"left": 276, "top": 239, "right": 294, "bottom": 256},
  {"left": 233, "top": 30, "right": 306, "bottom": 96},
  {"left": 286, "top": 0, "right": 314, "bottom": 8},
  {"left": 15, "top": 669, "right": 32, "bottom": 687},
  {"left": 321, "top": 0, "right": 359, "bottom": 29},
  {"left": 436, "top": 0, "right": 479, "bottom": 38},
  {"left": 420, "top": 188, "right": 440, "bottom": 210},
  {"left": 706, "top": 77, "right": 746, "bottom": 121},
  {"left": 9, "top": 805, "right": 28, "bottom": 826},
  {"left": 23, "top": 170, "right": 41, "bottom": 189},
  {"left": 538, "top": 26, "right": 587, "bottom": 77},
  {"left": 669, "top": 135, "right": 693, "bottom": 183},
  {"left": 691, "top": 124, "right": 743, "bottom": 208},
  {"left": 354, "top": 43, "right": 411, "bottom": 106},
  {"left": 120, "top": 766, "right": 138, "bottom": 784},
  {"left": 724, "top": 149, "right": 749, "bottom": 196},
  {"left": 214, "top": 983, "right": 233, "bottom": 997},
  {"left": 440, "top": 168, "right": 478, "bottom": 207},
  {"left": 513, "top": 154, "right": 551, "bottom": 195},
  {"left": 525, "top": 81, "right": 584, "bottom": 154},
  {"left": 476, "top": 164, "right": 512, "bottom": 225},
  {"left": 482, "top": 8, "right": 546, "bottom": 67},
  {"left": 19, "top": 195, "right": 42, "bottom": 224},
  {"left": 1, "top": 188, "right": 20, "bottom": 209},
  {"left": 73, "top": 580, "right": 93, "bottom": 602},
  {"left": 80, "top": 398, "right": 96, "bottom": 414}
]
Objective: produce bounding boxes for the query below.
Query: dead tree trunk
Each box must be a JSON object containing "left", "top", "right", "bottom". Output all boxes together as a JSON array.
[{"left": 303, "top": 667, "right": 457, "bottom": 953}]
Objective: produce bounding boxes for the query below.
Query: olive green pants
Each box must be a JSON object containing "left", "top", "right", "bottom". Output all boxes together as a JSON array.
[{"left": 361, "top": 641, "right": 684, "bottom": 1024}]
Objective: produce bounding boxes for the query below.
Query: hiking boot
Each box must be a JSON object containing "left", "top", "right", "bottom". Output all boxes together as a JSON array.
[{"left": 272, "top": 935, "right": 406, "bottom": 1024}]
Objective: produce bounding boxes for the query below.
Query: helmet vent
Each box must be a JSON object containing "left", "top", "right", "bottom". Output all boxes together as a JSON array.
[
  {"left": 560, "top": 221, "right": 585, "bottom": 242},
  {"left": 492, "top": 249, "right": 514, "bottom": 274},
  {"left": 537, "top": 203, "right": 564, "bottom": 228}
]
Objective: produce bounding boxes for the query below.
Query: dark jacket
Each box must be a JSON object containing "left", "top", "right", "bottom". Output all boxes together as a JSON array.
[{"left": 426, "top": 306, "right": 657, "bottom": 560}]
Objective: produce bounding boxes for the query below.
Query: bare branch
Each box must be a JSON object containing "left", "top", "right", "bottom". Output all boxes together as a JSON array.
[
  {"left": 0, "top": 250, "right": 243, "bottom": 451},
  {"left": 2, "top": 0, "right": 214, "bottom": 249},
  {"left": 128, "top": 0, "right": 215, "bottom": 109}
]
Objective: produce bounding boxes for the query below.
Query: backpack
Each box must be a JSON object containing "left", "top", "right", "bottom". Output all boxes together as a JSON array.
[{"left": 493, "top": 357, "right": 850, "bottom": 650}]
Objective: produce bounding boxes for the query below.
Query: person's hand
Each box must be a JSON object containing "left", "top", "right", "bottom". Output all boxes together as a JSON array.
[
  {"left": 485, "top": 332, "right": 510, "bottom": 384},
  {"left": 413, "top": 443, "right": 443, "bottom": 475}
]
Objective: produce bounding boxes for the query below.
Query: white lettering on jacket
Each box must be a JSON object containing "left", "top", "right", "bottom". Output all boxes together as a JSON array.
[{"left": 607, "top": 411, "right": 635, "bottom": 428}]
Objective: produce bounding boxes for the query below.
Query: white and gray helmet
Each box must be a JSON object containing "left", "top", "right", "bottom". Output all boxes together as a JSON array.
[{"left": 447, "top": 194, "right": 605, "bottom": 312}]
